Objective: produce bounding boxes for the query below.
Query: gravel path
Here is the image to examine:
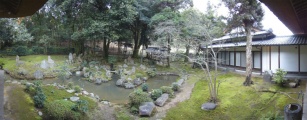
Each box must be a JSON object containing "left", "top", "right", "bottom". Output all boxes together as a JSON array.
[{"left": 149, "top": 79, "right": 196, "bottom": 120}]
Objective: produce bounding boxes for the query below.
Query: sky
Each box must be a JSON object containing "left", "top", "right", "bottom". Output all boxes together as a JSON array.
[{"left": 192, "top": 0, "right": 293, "bottom": 36}]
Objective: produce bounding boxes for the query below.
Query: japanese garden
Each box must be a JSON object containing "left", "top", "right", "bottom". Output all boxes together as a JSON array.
[{"left": 1, "top": 0, "right": 306, "bottom": 120}]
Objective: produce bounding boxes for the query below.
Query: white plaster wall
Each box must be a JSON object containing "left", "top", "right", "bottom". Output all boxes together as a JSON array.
[
  {"left": 280, "top": 45, "right": 298, "bottom": 72},
  {"left": 241, "top": 52, "right": 246, "bottom": 67},
  {"left": 226, "top": 51, "right": 229, "bottom": 65},
  {"left": 271, "top": 46, "right": 279, "bottom": 73},
  {"left": 262, "top": 46, "right": 270, "bottom": 72},
  {"left": 236, "top": 52, "right": 241, "bottom": 66},
  {"left": 217, "top": 52, "right": 222, "bottom": 63},
  {"left": 300, "top": 45, "right": 307, "bottom": 72},
  {"left": 230, "top": 52, "right": 235, "bottom": 65},
  {"left": 254, "top": 52, "right": 261, "bottom": 68}
]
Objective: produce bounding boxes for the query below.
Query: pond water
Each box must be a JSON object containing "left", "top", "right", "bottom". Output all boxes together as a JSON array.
[{"left": 41, "top": 74, "right": 178, "bottom": 103}]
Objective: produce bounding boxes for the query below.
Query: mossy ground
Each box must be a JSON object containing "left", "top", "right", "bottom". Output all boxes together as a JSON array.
[
  {"left": 164, "top": 72, "right": 301, "bottom": 120},
  {"left": 4, "top": 84, "right": 41, "bottom": 120}
]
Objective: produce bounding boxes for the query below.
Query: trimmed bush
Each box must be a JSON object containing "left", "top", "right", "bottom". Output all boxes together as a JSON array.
[
  {"left": 135, "top": 73, "right": 143, "bottom": 78},
  {"left": 151, "top": 89, "right": 162, "bottom": 100},
  {"left": 45, "top": 100, "right": 81, "bottom": 120},
  {"left": 74, "top": 85, "right": 81, "bottom": 93},
  {"left": 128, "top": 89, "right": 152, "bottom": 109},
  {"left": 141, "top": 83, "right": 148, "bottom": 92},
  {"left": 33, "top": 92, "right": 46, "bottom": 108},
  {"left": 67, "top": 82, "right": 74, "bottom": 89},
  {"left": 15, "top": 46, "right": 28, "bottom": 56},
  {"left": 72, "top": 100, "right": 88, "bottom": 113},
  {"left": 273, "top": 68, "right": 287, "bottom": 86},
  {"left": 161, "top": 86, "right": 174, "bottom": 97},
  {"left": 146, "top": 70, "right": 156, "bottom": 77},
  {"left": 172, "top": 83, "right": 180, "bottom": 91}
]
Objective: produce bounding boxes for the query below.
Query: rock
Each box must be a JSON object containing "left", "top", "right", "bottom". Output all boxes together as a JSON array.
[
  {"left": 116, "top": 79, "right": 124, "bottom": 86},
  {"left": 70, "top": 96, "right": 80, "bottom": 102},
  {"left": 95, "top": 95, "right": 100, "bottom": 100},
  {"left": 68, "top": 53, "right": 73, "bottom": 64},
  {"left": 124, "top": 82, "right": 135, "bottom": 89},
  {"left": 263, "top": 71, "right": 272, "bottom": 82},
  {"left": 40, "top": 60, "right": 49, "bottom": 69},
  {"left": 140, "top": 64, "right": 146, "bottom": 70},
  {"left": 139, "top": 102, "right": 155, "bottom": 116},
  {"left": 201, "top": 102, "right": 216, "bottom": 111},
  {"left": 89, "top": 93, "right": 95, "bottom": 98},
  {"left": 141, "top": 77, "right": 148, "bottom": 81},
  {"left": 34, "top": 70, "right": 44, "bottom": 79},
  {"left": 123, "top": 64, "right": 128, "bottom": 68},
  {"left": 289, "top": 82, "right": 297, "bottom": 88},
  {"left": 133, "top": 78, "right": 143, "bottom": 86},
  {"left": 38, "top": 111, "right": 43, "bottom": 116},
  {"left": 155, "top": 94, "right": 169, "bottom": 107},
  {"left": 12, "top": 81, "right": 18, "bottom": 84},
  {"left": 75, "top": 71, "right": 82, "bottom": 76},
  {"left": 48, "top": 56, "right": 55, "bottom": 68},
  {"left": 66, "top": 89, "right": 75, "bottom": 93},
  {"left": 101, "top": 79, "right": 108, "bottom": 83},
  {"left": 101, "top": 101, "right": 109, "bottom": 105},
  {"left": 177, "top": 79, "right": 184, "bottom": 86},
  {"left": 95, "top": 78, "right": 102, "bottom": 85},
  {"left": 17, "top": 68, "right": 28, "bottom": 76},
  {"left": 82, "top": 90, "right": 89, "bottom": 95}
]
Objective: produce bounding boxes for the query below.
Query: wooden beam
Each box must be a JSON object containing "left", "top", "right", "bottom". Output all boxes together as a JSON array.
[
  {"left": 278, "top": 45, "right": 280, "bottom": 68},
  {"left": 269, "top": 46, "right": 271, "bottom": 70},
  {"left": 298, "top": 45, "right": 300, "bottom": 74}
]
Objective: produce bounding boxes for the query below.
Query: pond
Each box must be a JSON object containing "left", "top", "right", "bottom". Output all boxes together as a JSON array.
[{"left": 41, "top": 74, "right": 178, "bottom": 103}]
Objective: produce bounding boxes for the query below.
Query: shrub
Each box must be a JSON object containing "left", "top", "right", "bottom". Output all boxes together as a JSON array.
[
  {"left": 67, "top": 82, "right": 74, "bottom": 89},
  {"left": 130, "top": 106, "right": 139, "bottom": 114},
  {"left": 172, "top": 83, "right": 180, "bottom": 91},
  {"left": 74, "top": 85, "right": 82, "bottom": 93},
  {"left": 273, "top": 68, "right": 287, "bottom": 86},
  {"left": 31, "top": 46, "right": 44, "bottom": 54},
  {"left": 151, "top": 89, "right": 162, "bottom": 100},
  {"left": 141, "top": 83, "right": 148, "bottom": 92},
  {"left": 146, "top": 70, "right": 156, "bottom": 77},
  {"left": 33, "top": 92, "right": 46, "bottom": 108},
  {"left": 15, "top": 46, "right": 29, "bottom": 56},
  {"left": 45, "top": 100, "right": 81, "bottom": 120},
  {"left": 72, "top": 100, "right": 88, "bottom": 113},
  {"left": 128, "top": 89, "right": 152, "bottom": 109},
  {"left": 160, "top": 86, "right": 174, "bottom": 97}
]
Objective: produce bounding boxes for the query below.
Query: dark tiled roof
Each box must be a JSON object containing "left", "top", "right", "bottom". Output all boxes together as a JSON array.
[{"left": 204, "top": 35, "right": 307, "bottom": 48}]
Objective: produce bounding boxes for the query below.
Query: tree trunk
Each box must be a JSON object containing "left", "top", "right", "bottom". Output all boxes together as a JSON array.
[
  {"left": 132, "top": 30, "right": 140, "bottom": 58},
  {"left": 243, "top": 23, "right": 253, "bottom": 86},
  {"left": 103, "top": 39, "right": 111, "bottom": 60},
  {"left": 184, "top": 43, "right": 190, "bottom": 62},
  {"left": 167, "top": 34, "right": 171, "bottom": 68}
]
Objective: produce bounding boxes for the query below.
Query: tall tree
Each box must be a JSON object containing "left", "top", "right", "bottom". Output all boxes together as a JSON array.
[{"left": 222, "top": 0, "right": 264, "bottom": 86}]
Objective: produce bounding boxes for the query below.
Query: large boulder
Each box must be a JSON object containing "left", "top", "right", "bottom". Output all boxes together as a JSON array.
[
  {"left": 139, "top": 102, "right": 155, "bottom": 116},
  {"left": 177, "top": 79, "right": 184, "bottom": 86},
  {"left": 201, "top": 102, "right": 216, "bottom": 111},
  {"left": 34, "top": 70, "right": 44, "bottom": 79},
  {"left": 155, "top": 94, "right": 169, "bottom": 107},
  {"left": 95, "top": 78, "right": 102, "bottom": 85},
  {"left": 116, "top": 79, "right": 124, "bottom": 86},
  {"left": 124, "top": 82, "right": 135, "bottom": 89},
  {"left": 133, "top": 78, "right": 143, "bottom": 86}
]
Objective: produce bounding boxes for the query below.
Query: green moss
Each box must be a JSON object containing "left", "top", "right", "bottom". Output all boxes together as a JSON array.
[
  {"left": 7, "top": 84, "right": 41, "bottom": 120},
  {"left": 164, "top": 73, "right": 301, "bottom": 120}
]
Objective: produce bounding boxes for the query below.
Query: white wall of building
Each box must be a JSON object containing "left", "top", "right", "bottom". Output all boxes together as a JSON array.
[
  {"left": 280, "top": 45, "right": 298, "bottom": 72},
  {"left": 236, "top": 52, "right": 241, "bottom": 66},
  {"left": 300, "top": 45, "right": 307, "bottom": 72},
  {"left": 271, "top": 46, "right": 279, "bottom": 73},
  {"left": 230, "top": 52, "right": 234, "bottom": 65},
  {"left": 254, "top": 52, "right": 261, "bottom": 68},
  {"left": 240, "top": 52, "right": 246, "bottom": 67},
  {"left": 262, "top": 46, "right": 270, "bottom": 72}
]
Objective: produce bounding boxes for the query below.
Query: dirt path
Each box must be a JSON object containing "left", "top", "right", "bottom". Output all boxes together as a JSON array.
[{"left": 150, "top": 79, "right": 196, "bottom": 120}]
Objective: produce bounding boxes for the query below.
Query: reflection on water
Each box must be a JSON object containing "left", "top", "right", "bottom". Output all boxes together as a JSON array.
[{"left": 42, "top": 74, "right": 178, "bottom": 103}]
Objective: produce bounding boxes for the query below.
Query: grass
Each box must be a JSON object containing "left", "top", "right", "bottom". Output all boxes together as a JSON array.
[{"left": 164, "top": 72, "right": 298, "bottom": 120}]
